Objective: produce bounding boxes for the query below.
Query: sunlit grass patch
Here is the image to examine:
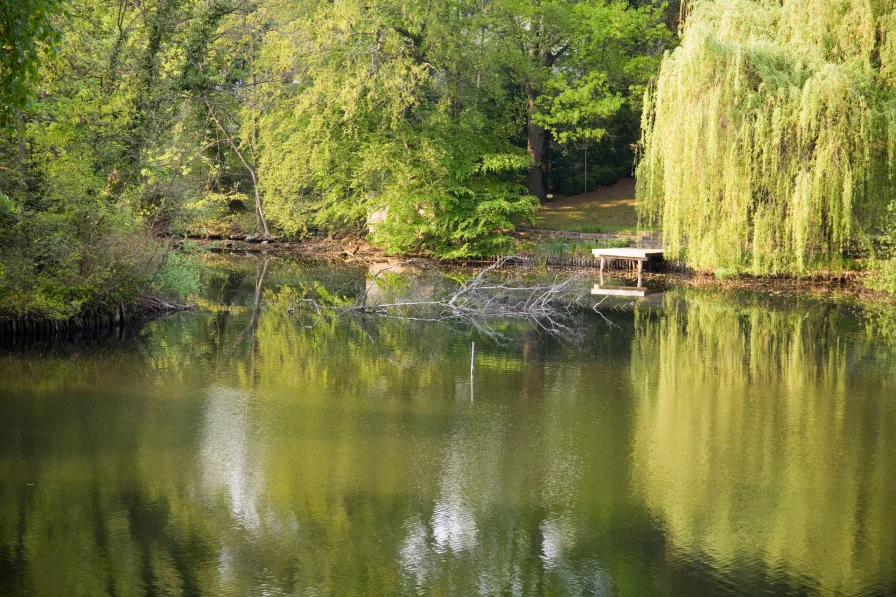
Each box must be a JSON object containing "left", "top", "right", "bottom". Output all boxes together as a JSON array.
[{"left": 535, "top": 178, "right": 639, "bottom": 234}]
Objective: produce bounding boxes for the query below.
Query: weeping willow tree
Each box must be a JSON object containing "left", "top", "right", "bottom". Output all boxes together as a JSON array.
[{"left": 636, "top": 0, "right": 896, "bottom": 274}]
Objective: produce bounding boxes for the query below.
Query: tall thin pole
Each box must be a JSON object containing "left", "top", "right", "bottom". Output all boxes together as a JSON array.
[
  {"left": 470, "top": 341, "right": 475, "bottom": 401},
  {"left": 584, "top": 146, "right": 588, "bottom": 194}
]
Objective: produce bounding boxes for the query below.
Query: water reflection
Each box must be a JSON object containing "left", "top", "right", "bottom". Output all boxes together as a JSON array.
[
  {"left": 0, "top": 259, "right": 895, "bottom": 596},
  {"left": 200, "top": 387, "right": 264, "bottom": 530},
  {"left": 432, "top": 435, "right": 480, "bottom": 555},
  {"left": 631, "top": 291, "right": 896, "bottom": 596}
]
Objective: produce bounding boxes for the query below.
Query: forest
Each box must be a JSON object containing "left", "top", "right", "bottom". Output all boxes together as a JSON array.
[
  {"left": 2, "top": 0, "right": 896, "bottom": 322},
  {"left": 0, "top": 0, "right": 672, "bottom": 320}
]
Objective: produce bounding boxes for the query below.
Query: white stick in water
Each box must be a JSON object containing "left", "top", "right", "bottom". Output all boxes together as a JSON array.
[{"left": 470, "top": 341, "right": 475, "bottom": 401}]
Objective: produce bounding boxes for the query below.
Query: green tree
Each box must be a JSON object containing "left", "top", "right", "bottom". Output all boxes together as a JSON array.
[
  {"left": 0, "top": 0, "right": 66, "bottom": 215},
  {"left": 0, "top": 0, "right": 65, "bottom": 126},
  {"left": 0, "top": 0, "right": 201, "bottom": 319},
  {"left": 251, "top": 0, "right": 667, "bottom": 253},
  {"left": 485, "top": 0, "right": 669, "bottom": 200},
  {"left": 637, "top": 0, "right": 896, "bottom": 275},
  {"left": 178, "top": 0, "right": 272, "bottom": 234},
  {"left": 253, "top": 0, "right": 538, "bottom": 256},
  {"left": 2, "top": 0, "right": 674, "bottom": 318}
]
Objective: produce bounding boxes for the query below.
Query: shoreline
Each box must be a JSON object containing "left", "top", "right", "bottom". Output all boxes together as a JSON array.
[
  {"left": 3, "top": 236, "right": 891, "bottom": 338},
  {"left": 186, "top": 234, "right": 891, "bottom": 302}
]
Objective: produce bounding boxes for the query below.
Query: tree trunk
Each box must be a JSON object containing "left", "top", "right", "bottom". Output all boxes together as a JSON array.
[
  {"left": 526, "top": 90, "right": 547, "bottom": 201},
  {"left": 204, "top": 96, "right": 270, "bottom": 235},
  {"left": 16, "top": 113, "right": 27, "bottom": 188},
  {"left": 246, "top": 36, "right": 269, "bottom": 236},
  {"left": 252, "top": 186, "right": 269, "bottom": 235}
]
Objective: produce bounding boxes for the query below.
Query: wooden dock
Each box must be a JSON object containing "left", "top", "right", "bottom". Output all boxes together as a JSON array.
[
  {"left": 591, "top": 248, "right": 665, "bottom": 298},
  {"left": 592, "top": 248, "right": 665, "bottom": 276}
]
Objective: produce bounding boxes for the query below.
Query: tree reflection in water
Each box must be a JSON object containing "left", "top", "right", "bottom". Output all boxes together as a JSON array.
[
  {"left": 1, "top": 260, "right": 894, "bottom": 596},
  {"left": 632, "top": 290, "right": 896, "bottom": 596}
]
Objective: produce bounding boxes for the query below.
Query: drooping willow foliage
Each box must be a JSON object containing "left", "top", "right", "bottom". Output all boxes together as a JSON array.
[{"left": 637, "top": 0, "right": 896, "bottom": 274}]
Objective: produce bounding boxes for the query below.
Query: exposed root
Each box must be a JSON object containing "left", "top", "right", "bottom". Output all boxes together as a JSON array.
[{"left": 139, "top": 296, "right": 193, "bottom": 316}]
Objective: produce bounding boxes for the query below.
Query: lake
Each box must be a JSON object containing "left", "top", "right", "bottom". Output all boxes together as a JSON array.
[{"left": 1, "top": 256, "right": 894, "bottom": 597}]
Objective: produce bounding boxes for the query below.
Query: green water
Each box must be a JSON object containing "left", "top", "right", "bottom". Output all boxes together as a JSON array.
[{"left": 1, "top": 257, "right": 895, "bottom": 597}]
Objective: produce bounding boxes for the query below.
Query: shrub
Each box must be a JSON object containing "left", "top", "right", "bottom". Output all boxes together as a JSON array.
[
  {"left": 865, "top": 201, "right": 896, "bottom": 295},
  {"left": 0, "top": 204, "right": 198, "bottom": 319},
  {"left": 865, "top": 260, "right": 896, "bottom": 295}
]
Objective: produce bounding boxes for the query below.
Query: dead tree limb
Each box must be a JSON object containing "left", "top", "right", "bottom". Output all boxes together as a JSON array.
[{"left": 290, "top": 256, "right": 623, "bottom": 338}]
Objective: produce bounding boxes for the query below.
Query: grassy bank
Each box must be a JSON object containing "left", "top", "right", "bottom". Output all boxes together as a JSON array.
[{"left": 533, "top": 178, "right": 639, "bottom": 234}]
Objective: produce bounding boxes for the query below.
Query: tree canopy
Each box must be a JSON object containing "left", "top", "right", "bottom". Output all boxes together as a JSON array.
[
  {"left": 637, "top": 0, "right": 896, "bottom": 274},
  {"left": 0, "top": 0, "right": 64, "bottom": 125},
  {"left": 253, "top": 0, "right": 668, "bottom": 255},
  {"left": 0, "top": 0, "right": 672, "bottom": 319}
]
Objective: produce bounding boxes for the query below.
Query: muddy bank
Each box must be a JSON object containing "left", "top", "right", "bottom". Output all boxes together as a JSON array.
[
  {"left": 177, "top": 234, "right": 392, "bottom": 263},
  {"left": 0, "top": 298, "right": 192, "bottom": 340}
]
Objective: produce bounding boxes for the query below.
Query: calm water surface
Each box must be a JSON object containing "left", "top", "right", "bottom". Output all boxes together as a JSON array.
[{"left": 1, "top": 257, "right": 895, "bottom": 596}]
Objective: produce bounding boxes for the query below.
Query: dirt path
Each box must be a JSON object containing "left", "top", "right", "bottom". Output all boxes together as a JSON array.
[{"left": 535, "top": 178, "right": 639, "bottom": 233}]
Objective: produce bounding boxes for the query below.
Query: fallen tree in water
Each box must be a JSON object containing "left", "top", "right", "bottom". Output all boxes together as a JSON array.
[
  {"left": 289, "top": 257, "right": 624, "bottom": 337},
  {"left": 139, "top": 297, "right": 194, "bottom": 317}
]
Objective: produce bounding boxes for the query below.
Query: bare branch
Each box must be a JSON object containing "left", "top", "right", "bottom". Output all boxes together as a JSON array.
[{"left": 289, "top": 257, "right": 627, "bottom": 339}]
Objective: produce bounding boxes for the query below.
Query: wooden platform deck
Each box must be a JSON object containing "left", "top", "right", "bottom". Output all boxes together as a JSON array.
[
  {"left": 592, "top": 248, "right": 664, "bottom": 275},
  {"left": 591, "top": 248, "right": 665, "bottom": 297},
  {"left": 592, "top": 248, "right": 665, "bottom": 260}
]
